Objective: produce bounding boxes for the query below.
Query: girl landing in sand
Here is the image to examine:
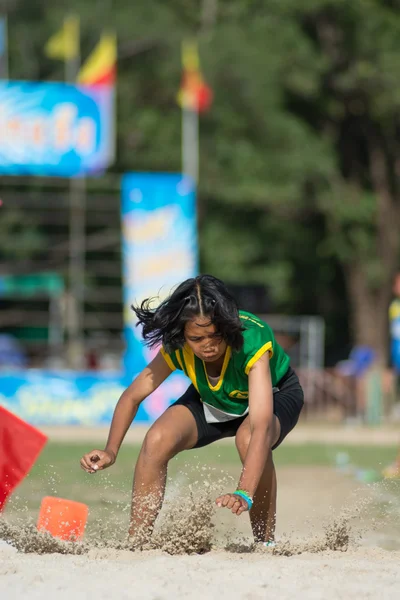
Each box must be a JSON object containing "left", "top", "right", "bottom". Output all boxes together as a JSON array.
[{"left": 80, "top": 275, "right": 304, "bottom": 545}]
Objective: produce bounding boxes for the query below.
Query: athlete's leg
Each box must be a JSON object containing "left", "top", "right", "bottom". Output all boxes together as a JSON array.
[
  {"left": 129, "top": 404, "right": 198, "bottom": 542},
  {"left": 235, "top": 416, "right": 280, "bottom": 542}
]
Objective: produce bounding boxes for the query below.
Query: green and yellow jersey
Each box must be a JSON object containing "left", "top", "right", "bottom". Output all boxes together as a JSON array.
[{"left": 161, "top": 310, "right": 290, "bottom": 421}]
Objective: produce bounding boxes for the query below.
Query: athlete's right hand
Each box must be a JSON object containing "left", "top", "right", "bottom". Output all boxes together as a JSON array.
[{"left": 80, "top": 449, "right": 116, "bottom": 474}]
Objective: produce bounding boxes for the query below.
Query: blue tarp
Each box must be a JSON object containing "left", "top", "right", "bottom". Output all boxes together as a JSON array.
[{"left": 0, "top": 369, "right": 189, "bottom": 426}]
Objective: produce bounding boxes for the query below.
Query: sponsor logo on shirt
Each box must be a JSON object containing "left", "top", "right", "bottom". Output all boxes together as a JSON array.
[{"left": 229, "top": 390, "right": 249, "bottom": 399}]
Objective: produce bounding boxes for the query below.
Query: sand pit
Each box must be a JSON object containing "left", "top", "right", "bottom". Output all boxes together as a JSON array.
[
  {"left": 1, "top": 465, "right": 400, "bottom": 599},
  {"left": 1, "top": 545, "right": 400, "bottom": 600}
]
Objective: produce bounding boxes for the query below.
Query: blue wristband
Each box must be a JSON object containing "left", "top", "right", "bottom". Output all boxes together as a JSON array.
[{"left": 233, "top": 490, "right": 253, "bottom": 510}]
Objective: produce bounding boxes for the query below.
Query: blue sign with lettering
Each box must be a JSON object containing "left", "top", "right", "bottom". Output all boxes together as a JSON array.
[
  {"left": 121, "top": 173, "right": 198, "bottom": 375},
  {"left": 0, "top": 81, "right": 114, "bottom": 176},
  {"left": 0, "top": 370, "right": 189, "bottom": 426},
  {"left": 0, "top": 173, "right": 198, "bottom": 426}
]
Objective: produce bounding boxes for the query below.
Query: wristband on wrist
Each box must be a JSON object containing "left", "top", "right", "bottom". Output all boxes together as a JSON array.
[{"left": 233, "top": 489, "right": 253, "bottom": 510}]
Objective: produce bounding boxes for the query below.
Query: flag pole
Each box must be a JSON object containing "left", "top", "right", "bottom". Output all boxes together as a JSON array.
[
  {"left": 0, "top": 14, "right": 9, "bottom": 79},
  {"left": 182, "top": 106, "right": 199, "bottom": 185},
  {"left": 64, "top": 16, "right": 87, "bottom": 371},
  {"left": 180, "top": 40, "right": 199, "bottom": 186}
]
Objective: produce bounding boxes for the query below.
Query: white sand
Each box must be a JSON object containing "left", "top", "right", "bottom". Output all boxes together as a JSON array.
[
  {"left": 1, "top": 545, "right": 400, "bottom": 600},
  {"left": 2, "top": 465, "right": 400, "bottom": 599}
]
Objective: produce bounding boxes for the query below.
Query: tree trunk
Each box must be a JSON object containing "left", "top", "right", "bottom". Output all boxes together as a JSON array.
[
  {"left": 344, "top": 261, "right": 392, "bottom": 365},
  {"left": 349, "top": 132, "right": 400, "bottom": 365}
]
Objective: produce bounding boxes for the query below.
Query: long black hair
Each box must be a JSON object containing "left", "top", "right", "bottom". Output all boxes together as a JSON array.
[{"left": 132, "top": 274, "right": 244, "bottom": 352}]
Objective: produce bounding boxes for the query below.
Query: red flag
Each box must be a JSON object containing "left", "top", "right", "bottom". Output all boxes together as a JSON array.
[
  {"left": 0, "top": 406, "right": 48, "bottom": 510},
  {"left": 177, "top": 40, "right": 213, "bottom": 113}
]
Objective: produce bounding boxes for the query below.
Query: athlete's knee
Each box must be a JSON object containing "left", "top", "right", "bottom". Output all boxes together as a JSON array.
[{"left": 141, "top": 426, "right": 181, "bottom": 463}]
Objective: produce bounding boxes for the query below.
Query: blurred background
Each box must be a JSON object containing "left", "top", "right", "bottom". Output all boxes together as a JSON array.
[{"left": 1, "top": 0, "right": 400, "bottom": 430}]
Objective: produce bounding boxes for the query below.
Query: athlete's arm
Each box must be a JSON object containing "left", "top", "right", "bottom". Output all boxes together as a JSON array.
[
  {"left": 80, "top": 351, "right": 173, "bottom": 472},
  {"left": 236, "top": 352, "right": 274, "bottom": 497}
]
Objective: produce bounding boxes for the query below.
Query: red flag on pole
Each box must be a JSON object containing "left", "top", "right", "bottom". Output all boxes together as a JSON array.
[
  {"left": 0, "top": 406, "right": 48, "bottom": 511},
  {"left": 177, "top": 40, "right": 213, "bottom": 113}
]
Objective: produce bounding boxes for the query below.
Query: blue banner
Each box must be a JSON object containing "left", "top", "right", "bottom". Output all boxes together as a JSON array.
[
  {"left": 121, "top": 172, "right": 198, "bottom": 395},
  {"left": 0, "top": 81, "right": 114, "bottom": 176},
  {"left": 0, "top": 370, "right": 189, "bottom": 426},
  {"left": 0, "top": 173, "right": 199, "bottom": 427}
]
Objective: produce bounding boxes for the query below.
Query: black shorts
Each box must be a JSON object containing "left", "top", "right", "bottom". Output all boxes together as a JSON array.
[{"left": 172, "top": 367, "right": 304, "bottom": 450}]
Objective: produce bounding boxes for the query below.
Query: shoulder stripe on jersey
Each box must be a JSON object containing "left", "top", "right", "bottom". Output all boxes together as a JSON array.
[
  {"left": 160, "top": 348, "right": 176, "bottom": 371},
  {"left": 175, "top": 350, "right": 186, "bottom": 375},
  {"left": 240, "top": 314, "right": 264, "bottom": 328},
  {"left": 182, "top": 346, "right": 199, "bottom": 392},
  {"left": 245, "top": 342, "right": 273, "bottom": 374}
]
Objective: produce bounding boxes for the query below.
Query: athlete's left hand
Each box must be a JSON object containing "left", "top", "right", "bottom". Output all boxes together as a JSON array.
[{"left": 215, "top": 493, "right": 249, "bottom": 515}]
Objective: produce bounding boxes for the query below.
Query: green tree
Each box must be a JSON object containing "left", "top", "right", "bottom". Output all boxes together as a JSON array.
[
  {"left": 198, "top": 0, "right": 400, "bottom": 362},
  {"left": 5, "top": 0, "right": 400, "bottom": 363},
  {"left": 289, "top": 0, "right": 400, "bottom": 361}
]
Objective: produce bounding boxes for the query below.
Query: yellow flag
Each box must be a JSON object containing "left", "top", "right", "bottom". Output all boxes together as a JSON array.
[
  {"left": 182, "top": 40, "right": 200, "bottom": 70},
  {"left": 77, "top": 33, "right": 116, "bottom": 85},
  {"left": 45, "top": 16, "right": 79, "bottom": 60}
]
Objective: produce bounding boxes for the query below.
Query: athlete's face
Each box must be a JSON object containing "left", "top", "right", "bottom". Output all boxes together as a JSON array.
[{"left": 184, "top": 315, "right": 227, "bottom": 363}]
